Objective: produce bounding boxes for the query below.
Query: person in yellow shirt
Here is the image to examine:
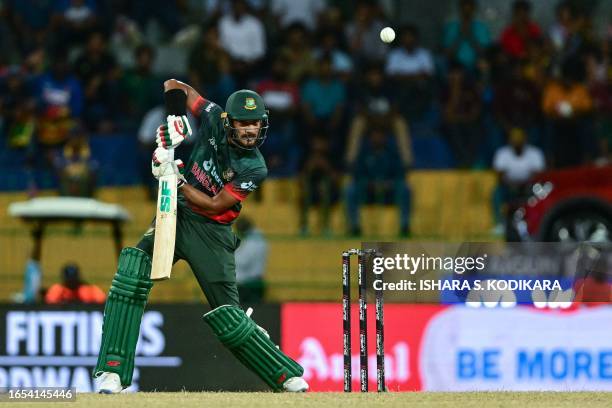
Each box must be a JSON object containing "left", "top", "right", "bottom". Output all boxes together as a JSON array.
[{"left": 542, "top": 58, "right": 594, "bottom": 168}]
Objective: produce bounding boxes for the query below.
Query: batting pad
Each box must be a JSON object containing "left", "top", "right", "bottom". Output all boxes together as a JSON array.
[
  {"left": 203, "top": 305, "right": 304, "bottom": 391},
  {"left": 94, "top": 247, "right": 153, "bottom": 386}
]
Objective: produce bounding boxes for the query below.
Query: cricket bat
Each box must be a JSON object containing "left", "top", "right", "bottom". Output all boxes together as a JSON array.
[{"left": 151, "top": 147, "right": 177, "bottom": 280}]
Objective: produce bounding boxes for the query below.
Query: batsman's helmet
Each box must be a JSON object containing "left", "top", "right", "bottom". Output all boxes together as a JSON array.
[{"left": 223, "top": 89, "right": 269, "bottom": 150}]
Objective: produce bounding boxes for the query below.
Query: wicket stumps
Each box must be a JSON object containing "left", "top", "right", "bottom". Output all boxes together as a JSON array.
[{"left": 342, "top": 249, "right": 385, "bottom": 392}]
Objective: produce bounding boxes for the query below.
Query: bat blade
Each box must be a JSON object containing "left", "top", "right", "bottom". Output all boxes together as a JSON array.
[{"left": 151, "top": 150, "right": 177, "bottom": 281}]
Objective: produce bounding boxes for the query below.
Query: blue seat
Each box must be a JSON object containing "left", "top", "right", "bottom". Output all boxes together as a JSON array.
[
  {"left": 89, "top": 133, "right": 140, "bottom": 186},
  {"left": 411, "top": 134, "right": 455, "bottom": 169}
]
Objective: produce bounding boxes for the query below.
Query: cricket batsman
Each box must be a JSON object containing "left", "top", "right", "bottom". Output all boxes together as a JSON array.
[{"left": 93, "top": 79, "right": 308, "bottom": 393}]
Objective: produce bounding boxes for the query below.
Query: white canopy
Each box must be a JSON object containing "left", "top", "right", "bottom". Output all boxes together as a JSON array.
[{"left": 8, "top": 197, "right": 130, "bottom": 221}]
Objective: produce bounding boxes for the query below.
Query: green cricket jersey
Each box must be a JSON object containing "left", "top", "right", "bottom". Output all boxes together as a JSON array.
[{"left": 179, "top": 96, "right": 267, "bottom": 224}]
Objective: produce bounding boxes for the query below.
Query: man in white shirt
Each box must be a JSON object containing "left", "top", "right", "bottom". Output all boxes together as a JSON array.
[
  {"left": 271, "top": 0, "right": 325, "bottom": 31},
  {"left": 218, "top": 0, "right": 266, "bottom": 64},
  {"left": 492, "top": 127, "right": 545, "bottom": 233},
  {"left": 385, "top": 24, "right": 434, "bottom": 77}
]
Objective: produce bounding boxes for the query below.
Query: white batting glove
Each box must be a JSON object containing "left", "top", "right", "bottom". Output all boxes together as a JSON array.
[
  {"left": 151, "top": 158, "right": 187, "bottom": 187},
  {"left": 156, "top": 115, "right": 192, "bottom": 149},
  {"left": 152, "top": 147, "right": 172, "bottom": 165}
]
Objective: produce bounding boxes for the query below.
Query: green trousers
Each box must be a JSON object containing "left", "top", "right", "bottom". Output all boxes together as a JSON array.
[{"left": 138, "top": 203, "right": 241, "bottom": 307}]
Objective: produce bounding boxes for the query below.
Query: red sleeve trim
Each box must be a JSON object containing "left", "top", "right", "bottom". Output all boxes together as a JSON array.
[
  {"left": 190, "top": 96, "right": 207, "bottom": 117},
  {"left": 224, "top": 184, "right": 247, "bottom": 201},
  {"left": 207, "top": 209, "right": 240, "bottom": 224},
  {"left": 188, "top": 204, "right": 240, "bottom": 224}
]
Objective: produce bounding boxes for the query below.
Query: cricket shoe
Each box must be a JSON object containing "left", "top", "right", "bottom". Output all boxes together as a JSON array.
[
  {"left": 283, "top": 377, "right": 309, "bottom": 392},
  {"left": 98, "top": 372, "right": 124, "bottom": 394}
]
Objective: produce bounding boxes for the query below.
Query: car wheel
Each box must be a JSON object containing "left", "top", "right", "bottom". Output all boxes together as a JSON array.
[{"left": 545, "top": 210, "right": 612, "bottom": 242}]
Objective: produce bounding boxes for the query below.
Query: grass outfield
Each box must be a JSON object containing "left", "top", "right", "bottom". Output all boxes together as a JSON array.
[{"left": 63, "top": 392, "right": 611, "bottom": 408}]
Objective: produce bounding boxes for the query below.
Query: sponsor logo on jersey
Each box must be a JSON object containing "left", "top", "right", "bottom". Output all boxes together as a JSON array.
[
  {"left": 205, "top": 102, "right": 216, "bottom": 112},
  {"left": 209, "top": 137, "right": 217, "bottom": 151},
  {"left": 202, "top": 158, "right": 224, "bottom": 186},
  {"left": 191, "top": 162, "right": 220, "bottom": 194},
  {"left": 240, "top": 181, "right": 257, "bottom": 191},
  {"left": 244, "top": 97, "right": 257, "bottom": 110}
]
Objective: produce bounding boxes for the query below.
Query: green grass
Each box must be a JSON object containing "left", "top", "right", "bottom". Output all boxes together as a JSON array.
[{"left": 60, "top": 392, "right": 612, "bottom": 408}]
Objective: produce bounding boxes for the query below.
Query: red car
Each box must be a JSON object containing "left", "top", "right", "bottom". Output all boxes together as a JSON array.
[{"left": 510, "top": 165, "right": 612, "bottom": 242}]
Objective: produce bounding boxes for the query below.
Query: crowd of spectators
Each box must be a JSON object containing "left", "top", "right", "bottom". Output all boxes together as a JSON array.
[{"left": 1, "top": 0, "right": 612, "bottom": 236}]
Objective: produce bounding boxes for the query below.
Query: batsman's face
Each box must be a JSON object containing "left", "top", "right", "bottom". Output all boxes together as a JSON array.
[{"left": 232, "top": 119, "right": 262, "bottom": 148}]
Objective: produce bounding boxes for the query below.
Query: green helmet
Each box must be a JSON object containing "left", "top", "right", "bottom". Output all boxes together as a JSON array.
[{"left": 223, "top": 89, "right": 269, "bottom": 150}]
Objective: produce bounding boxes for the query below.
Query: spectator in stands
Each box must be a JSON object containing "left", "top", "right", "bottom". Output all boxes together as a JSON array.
[
  {"left": 7, "top": 0, "right": 54, "bottom": 52},
  {"left": 492, "top": 127, "right": 544, "bottom": 233},
  {"left": 585, "top": 47, "right": 612, "bottom": 165},
  {"left": 386, "top": 24, "right": 434, "bottom": 78},
  {"left": 0, "top": 4, "right": 19, "bottom": 66},
  {"left": 234, "top": 217, "right": 267, "bottom": 303},
  {"left": 55, "top": 124, "right": 97, "bottom": 197},
  {"left": 299, "top": 132, "right": 340, "bottom": 236},
  {"left": 128, "top": 0, "right": 184, "bottom": 38},
  {"left": 345, "top": 1, "right": 388, "bottom": 63},
  {"left": 493, "top": 60, "right": 541, "bottom": 140},
  {"left": 45, "top": 263, "right": 106, "bottom": 304},
  {"left": 314, "top": 30, "right": 354, "bottom": 77},
  {"left": 386, "top": 24, "right": 434, "bottom": 122},
  {"left": 522, "top": 37, "right": 550, "bottom": 86},
  {"left": 202, "top": 0, "right": 267, "bottom": 24},
  {"left": 74, "top": 31, "right": 120, "bottom": 132},
  {"left": 500, "top": 0, "right": 542, "bottom": 59},
  {"left": 218, "top": 0, "right": 266, "bottom": 87},
  {"left": 353, "top": 62, "right": 396, "bottom": 114},
  {"left": 542, "top": 58, "right": 594, "bottom": 167},
  {"left": 318, "top": 6, "right": 347, "bottom": 48},
  {"left": 301, "top": 54, "right": 346, "bottom": 139},
  {"left": 271, "top": 0, "right": 325, "bottom": 32},
  {"left": 346, "top": 126, "right": 411, "bottom": 237},
  {"left": 0, "top": 66, "right": 36, "bottom": 149},
  {"left": 552, "top": 8, "right": 593, "bottom": 74},
  {"left": 121, "top": 44, "right": 163, "bottom": 129},
  {"left": 256, "top": 54, "right": 300, "bottom": 176},
  {"left": 279, "top": 23, "right": 316, "bottom": 83},
  {"left": 548, "top": 1, "right": 573, "bottom": 54},
  {"left": 441, "top": 61, "right": 482, "bottom": 167},
  {"left": 22, "top": 46, "right": 47, "bottom": 77},
  {"left": 346, "top": 62, "right": 413, "bottom": 169},
  {"left": 188, "top": 24, "right": 236, "bottom": 104},
  {"left": 51, "top": 0, "right": 98, "bottom": 48},
  {"left": 443, "top": 0, "right": 491, "bottom": 72},
  {"left": 34, "top": 49, "right": 83, "bottom": 149}
]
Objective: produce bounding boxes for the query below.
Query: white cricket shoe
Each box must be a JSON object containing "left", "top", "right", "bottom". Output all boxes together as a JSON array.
[
  {"left": 98, "top": 372, "right": 123, "bottom": 394},
  {"left": 283, "top": 377, "right": 309, "bottom": 392}
]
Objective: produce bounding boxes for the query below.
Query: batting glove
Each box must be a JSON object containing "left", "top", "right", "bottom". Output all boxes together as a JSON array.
[
  {"left": 152, "top": 146, "right": 172, "bottom": 165},
  {"left": 152, "top": 158, "right": 187, "bottom": 187},
  {"left": 156, "top": 115, "right": 192, "bottom": 149}
]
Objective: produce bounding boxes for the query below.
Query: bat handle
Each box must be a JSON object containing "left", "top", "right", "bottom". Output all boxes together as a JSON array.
[{"left": 167, "top": 147, "right": 174, "bottom": 162}]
